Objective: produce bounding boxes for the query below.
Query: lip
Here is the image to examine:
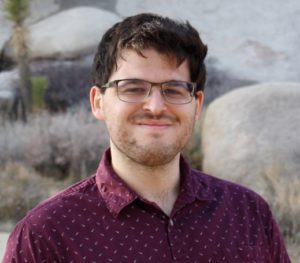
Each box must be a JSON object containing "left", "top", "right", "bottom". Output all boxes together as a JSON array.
[{"left": 137, "top": 121, "right": 171, "bottom": 129}]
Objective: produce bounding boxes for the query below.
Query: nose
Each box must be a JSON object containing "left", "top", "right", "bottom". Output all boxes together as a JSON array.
[{"left": 142, "top": 86, "right": 167, "bottom": 115}]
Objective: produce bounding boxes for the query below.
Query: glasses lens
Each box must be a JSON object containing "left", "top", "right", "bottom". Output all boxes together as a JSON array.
[
  {"left": 162, "top": 81, "right": 193, "bottom": 104},
  {"left": 117, "top": 79, "right": 150, "bottom": 102}
]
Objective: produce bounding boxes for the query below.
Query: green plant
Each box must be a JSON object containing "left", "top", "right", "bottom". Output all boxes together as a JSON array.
[{"left": 31, "top": 76, "right": 48, "bottom": 112}]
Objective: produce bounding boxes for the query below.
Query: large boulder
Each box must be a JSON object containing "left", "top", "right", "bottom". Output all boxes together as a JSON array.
[
  {"left": 0, "top": 70, "right": 18, "bottom": 90},
  {"left": 0, "top": 0, "right": 59, "bottom": 54},
  {"left": 0, "top": 0, "right": 118, "bottom": 55},
  {"left": 4, "top": 7, "right": 120, "bottom": 60},
  {"left": 116, "top": 0, "right": 300, "bottom": 84},
  {"left": 201, "top": 82, "right": 300, "bottom": 195}
]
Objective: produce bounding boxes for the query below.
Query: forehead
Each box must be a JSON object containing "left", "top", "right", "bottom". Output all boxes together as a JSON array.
[
  {"left": 118, "top": 48, "right": 179, "bottom": 66},
  {"left": 110, "top": 49, "right": 190, "bottom": 82}
]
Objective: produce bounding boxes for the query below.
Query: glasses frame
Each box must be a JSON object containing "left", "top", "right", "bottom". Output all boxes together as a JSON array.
[{"left": 98, "top": 78, "right": 197, "bottom": 105}]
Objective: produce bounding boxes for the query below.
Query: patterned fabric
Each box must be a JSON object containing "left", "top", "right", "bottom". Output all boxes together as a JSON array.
[{"left": 3, "top": 149, "right": 290, "bottom": 262}]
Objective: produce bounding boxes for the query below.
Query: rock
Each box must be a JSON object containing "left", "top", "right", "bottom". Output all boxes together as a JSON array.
[
  {"left": 204, "top": 60, "right": 256, "bottom": 105},
  {"left": 55, "top": 0, "right": 117, "bottom": 12},
  {"left": 0, "top": 70, "right": 18, "bottom": 121},
  {"left": 26, "top": 0, "right": 60, "bottom": 23},
  {"left": 4, "top": 7, "right": 120, "bottom": 60},
  {"left": 0, "top": 1, "right": 11, "bottom": 54},
  {"left": 116, "top": 0, "right": 300, "bottom": 83},
  {"left": 201, "top": 82, "right": 300, "bottom": 195},
  {"left": 0, "top": 70, "right": 18, "bottom": 89}
]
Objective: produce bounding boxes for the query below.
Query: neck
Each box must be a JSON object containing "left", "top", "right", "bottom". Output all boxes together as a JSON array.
[{"left": 110, "top": 144, "right": 181, "bottom": 216}]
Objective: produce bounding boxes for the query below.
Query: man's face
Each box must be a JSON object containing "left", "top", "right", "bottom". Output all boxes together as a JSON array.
[{"left": 90, "top": 49, "right": 204, "bottom": 166}]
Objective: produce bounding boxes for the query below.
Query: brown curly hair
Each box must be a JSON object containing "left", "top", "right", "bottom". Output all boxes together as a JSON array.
[{"left": 91, "top": 13, "right": 208, "bottom": 92}]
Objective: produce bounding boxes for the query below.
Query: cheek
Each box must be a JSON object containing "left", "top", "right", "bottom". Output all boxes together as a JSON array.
[
  {"left": 104, "top": 107, "right": 128, "bottom": 135},
  {"left": 182, "top": 112, "right": 197, "bottom": 136}
]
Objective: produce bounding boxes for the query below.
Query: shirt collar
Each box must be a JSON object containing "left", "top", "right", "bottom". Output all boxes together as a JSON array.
[
  {"left": 175, "top": 156, "right": 215, "bottom": 211},
  {"left": 96, "top": 148, "right": 214, "bottom": 217},
  {"left": 95, "top": 149, "right": 138, "bottom": 218}
]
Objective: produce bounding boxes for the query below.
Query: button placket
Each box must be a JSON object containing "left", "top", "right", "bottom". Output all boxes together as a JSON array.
[{"left": 167, "top": 217, "right": 188, "bottom": 261}]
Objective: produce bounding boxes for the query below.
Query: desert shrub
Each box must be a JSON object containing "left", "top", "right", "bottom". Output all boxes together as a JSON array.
[
  {"left": 0, "top": 161, "right": 54, "bottom": 222},
  {"left": 0, "top": 104, "right": 108, "bottom": 222},
  {"left": 0, "top": 105, "right": 109, "bottom": 180},
  {"left": 31, "top": 76, "right": 48, "bottom": 112}
]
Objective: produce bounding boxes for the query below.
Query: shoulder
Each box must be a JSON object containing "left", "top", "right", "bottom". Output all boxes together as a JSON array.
[
  {"left": 3, "top": 175, "right": 103, "bottom": 260},
  {"left": 191, "top": 169, "right": 271, "bottom": 213},
  {"left": 10, "top": 174, "right": 101, "bottom": 236},
  {"left": 190, "top": 170, "right": 291, "bottom": 262},
  {"left": 31, "top": 174, "right": 97, "bottom": 213}
]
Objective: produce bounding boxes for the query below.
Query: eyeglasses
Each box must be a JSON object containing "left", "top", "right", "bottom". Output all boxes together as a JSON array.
[{"left": 99, "top": 79, "right": 197, "bottom": 104}]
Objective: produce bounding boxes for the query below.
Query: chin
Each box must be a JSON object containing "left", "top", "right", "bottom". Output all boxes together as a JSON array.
[{"left": 127, "top": 144, "right": 181, "bottom": 166}]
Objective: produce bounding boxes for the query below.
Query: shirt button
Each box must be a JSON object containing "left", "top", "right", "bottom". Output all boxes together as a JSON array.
[{"left": 169, "top": 219, "right": 174, "bottom": 226}]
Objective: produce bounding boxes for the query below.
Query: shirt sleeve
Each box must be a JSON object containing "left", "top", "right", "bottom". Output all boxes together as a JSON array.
[{"left": 2, "top": 220, "right": 58, "bottom": 263}]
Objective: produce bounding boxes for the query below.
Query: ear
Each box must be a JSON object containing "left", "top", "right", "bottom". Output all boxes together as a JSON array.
[
  {"left": 90, "top": 86, "right": 105, "bottom": 120},
  {"left": 194, "top": 90, "right": 204, "bottom": 120}
]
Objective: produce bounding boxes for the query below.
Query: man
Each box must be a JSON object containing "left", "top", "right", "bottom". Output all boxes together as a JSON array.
[{"left": 3, "top": 13, "right": 290, "bottom": 262}]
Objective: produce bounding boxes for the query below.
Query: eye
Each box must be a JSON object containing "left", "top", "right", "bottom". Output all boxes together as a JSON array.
[
  {"left": 163, "top": 82, "right": 188, "bottom": 97},
  {"left": 121, "top": 87, "right": 147, "bottom": 94},
  {"left": 164, "top": 88, "right": 184, "bottom": 96},
  {"left": 118, "top": 80, "right": 148, "bottom": 96}
]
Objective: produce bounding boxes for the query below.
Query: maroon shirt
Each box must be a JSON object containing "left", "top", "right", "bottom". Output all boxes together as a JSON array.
[{"left": 3, "top": 149, "right": 290, "bottom": 262}]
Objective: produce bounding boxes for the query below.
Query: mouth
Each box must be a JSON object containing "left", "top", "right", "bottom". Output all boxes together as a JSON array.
[
  {"left": 137, "top": 121, "right": 172, "bottom": 129},
  {"left": 132, "top": 114, "right": 176, "bottom": 130}
]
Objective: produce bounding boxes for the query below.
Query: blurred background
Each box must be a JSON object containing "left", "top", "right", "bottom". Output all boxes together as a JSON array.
[{"left": 0, "top": 0, "right": 299, "bottom": 260}]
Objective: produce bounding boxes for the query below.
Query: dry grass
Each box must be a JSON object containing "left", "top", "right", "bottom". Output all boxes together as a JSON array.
[
  {"left": 0, "top": 105, "right": 109, "bottom": 180},
  {"left": 0, "top": 161, "right": 54, "bottom": 221}
]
